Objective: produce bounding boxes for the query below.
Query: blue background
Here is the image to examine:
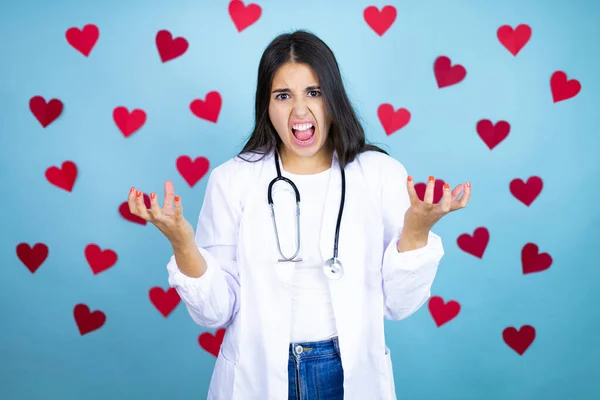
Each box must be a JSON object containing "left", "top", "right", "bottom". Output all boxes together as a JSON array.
[{"left": 2, "top": 0, "right": 599, "bottom": 399}]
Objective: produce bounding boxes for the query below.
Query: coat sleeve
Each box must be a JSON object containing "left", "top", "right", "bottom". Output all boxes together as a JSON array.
[
  {"left": 166, "top": 163, "right": 242, "bottom": 329},
  {"left": 379, "top": 155, "right": 445, "bottom": 321}
]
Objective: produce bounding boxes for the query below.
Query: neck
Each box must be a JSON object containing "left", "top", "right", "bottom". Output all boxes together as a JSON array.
[{"left": 278, "top": 144, "right": 333, "bottom": 175}]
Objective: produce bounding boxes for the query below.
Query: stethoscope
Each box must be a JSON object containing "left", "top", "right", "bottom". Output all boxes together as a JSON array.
[{"left": 267, "top": 150, "right": 346, "bottom": 280}]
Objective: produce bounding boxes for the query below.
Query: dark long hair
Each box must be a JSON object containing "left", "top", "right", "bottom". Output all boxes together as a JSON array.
[{"left": 235, "top": 29, "right": 388, "bottom": 169}]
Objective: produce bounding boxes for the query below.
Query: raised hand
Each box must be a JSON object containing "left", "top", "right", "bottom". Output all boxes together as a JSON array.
[
  {"left": 128, "top": 180, "right": 195, "bottom": 248},
  {"left": 403, "top": 175, "right": 472, "bottom": 234}
]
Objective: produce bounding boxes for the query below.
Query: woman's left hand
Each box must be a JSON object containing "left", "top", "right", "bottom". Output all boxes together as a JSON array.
[{"left": 403, "top": 175, "right": 471, "bottom": 235}]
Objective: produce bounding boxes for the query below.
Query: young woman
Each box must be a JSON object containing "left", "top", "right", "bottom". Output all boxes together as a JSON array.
[{"left": 128, "top": 30, "right": 471, "bottom": 400}]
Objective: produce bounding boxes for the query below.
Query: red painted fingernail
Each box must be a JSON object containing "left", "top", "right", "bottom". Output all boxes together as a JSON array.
[
  {"left": 407, "top": 176, "right": 413, "bottom": 182},
  {"left": 150, "top": 192, "right": 156, "bottom": 199},
  {"left": 428, "top": 176, "right": 434, "bottom": 182},
  {"left": 174, "top": 195, "right": 180, "bottom": 202},
  {"left": 130, "top": 187, "right": 135, "bottom": 193},
  {"left": 443, "top": 183, "right": 450, "bottom": 189},
  {"left": 136, "top": 190, "right": 141, "bottom": 197}
]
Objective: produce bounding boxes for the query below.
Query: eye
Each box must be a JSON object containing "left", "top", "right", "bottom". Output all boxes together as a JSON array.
[
  {"left": 308, "top": 90, "right": 321, "bottom": 97},
  {"left": 275, "top": 93, "right": 289, "bottom": 100}
]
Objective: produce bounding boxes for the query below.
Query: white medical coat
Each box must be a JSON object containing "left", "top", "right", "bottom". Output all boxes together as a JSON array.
[{"left": 167, "top": 148, "right": 445, "bottom": 399}]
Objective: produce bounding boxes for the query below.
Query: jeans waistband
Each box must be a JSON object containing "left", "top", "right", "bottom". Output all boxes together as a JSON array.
[{"left": 289, "top": 336, "right": 340, "bottom": 359}]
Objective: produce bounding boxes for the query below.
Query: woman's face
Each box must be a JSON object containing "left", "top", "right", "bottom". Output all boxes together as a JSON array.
[{"left": 268, "top": 62, "right": 332, "bottom": 170}]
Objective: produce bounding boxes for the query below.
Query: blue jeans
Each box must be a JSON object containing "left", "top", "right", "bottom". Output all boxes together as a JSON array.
[{"left": 288, "top": 336, "right": 344, "bottom": 399}]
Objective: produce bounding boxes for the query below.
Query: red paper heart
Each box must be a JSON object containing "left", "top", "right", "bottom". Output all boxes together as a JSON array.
[
  {"left": 521, "top": 243, "right": 552, "bottom": 274},
  {"left": 176, "top": 156, "right": 210, "bottom": 187},
  {"left": 550, "top": 71, "right": 581, "bottom": 103},
  {"left": 228, "top": 0, "right": 262, "bottom": 32},
  {"left": 45, "top": 161, "right": 77, "bottom": 192},
  {"left": 30, "top": 96, "right": 63, "bottom": 128},
  {"left": 190, "top": 91, "right": 222, "bottom": 123},
  {"left": 414, "top": 179, "right": 446, "bottom": 204},
  {"left": 119, "top": 193, "right": 151, "bottom": 225},
  {"left": 113, "top": 106, "right": 146, "bottom": 137},
  {"left": 65, "top": 24, "right": 99, "bottom": 57},
  {"left": 510, "top": 176, "right": 543, "bottom": 206},
  {"left": 74, "top": 303, "right": 106, "bottom": 335},
  {"left": 434, "top": 56, "right": 466, "bottom": 88},
  {"left": 457, "top": 227, "right": 489, "bottom": 258},
  {"left": 199, "top": 328, "right": 226, "bottom": 357},
  {"left": 497, "top": 24, "right": 531, "bottom": 56},
  {"left": 149, "top": 287, "right": 181, "bottom": 317},
  {"left": 476, "top": 119, "right": 510, "bottom": 150},
  {"left": 377, "top": 104, "right": 410, "bottom": 135},
  {"left": 503, "top": 325, "right": 535, "bottom": 355},
  {"left": 363, "top": 5, "right": 397, "bottom": 36},
  {"left": 16, "top": 243, "right": 49, "bottom": 273},
  {"left": 156, "top": 30, "right": 188, "bottom": 62},
  {"left": 84, "top": 244, "right": 117, "bottom": 275},
  {"left": 428, "top": 296, "right": 460, "bottom": 327}
]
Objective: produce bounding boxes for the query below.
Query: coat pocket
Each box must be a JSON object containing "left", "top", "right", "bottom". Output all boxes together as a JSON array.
[{"left": 207, "top": 348, "right": 236, "bottom": 399}]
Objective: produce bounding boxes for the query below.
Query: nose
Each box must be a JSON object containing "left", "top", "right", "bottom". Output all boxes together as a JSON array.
[{"left": 292, "top": 96, "right": 310, "bottom": 118}]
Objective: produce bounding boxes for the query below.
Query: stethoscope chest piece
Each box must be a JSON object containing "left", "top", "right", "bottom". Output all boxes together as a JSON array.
[{"left": 322, "top": 257, "right": 344, "bottom": 280}]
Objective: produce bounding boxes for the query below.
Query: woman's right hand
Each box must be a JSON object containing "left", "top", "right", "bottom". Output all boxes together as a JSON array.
[{"left": 128, "top": 180, "right": 196, "bottom": 249}]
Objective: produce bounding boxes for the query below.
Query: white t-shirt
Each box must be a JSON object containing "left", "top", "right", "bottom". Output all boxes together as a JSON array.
[{"left": 275, "top": 167, "right": 338, "bottom": 343}]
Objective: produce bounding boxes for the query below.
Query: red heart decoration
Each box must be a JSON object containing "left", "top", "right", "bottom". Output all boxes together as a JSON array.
[
  {"left": 428, "top": 296, "right": 460, "bottom": 327},
  {"left": 199, "top": 328, "right": 226, "bottom": 357},
  {"left": 503, "top": 325, "right": 535, "bottom": 355},
  {"left": 363, "top": 5, "right": 397, "bottom": 36},
  {"left": 457, "top": 227, "right": 489, "bottom": 258},
  {"left": 74, "top": 303, "right": 106, "bottom": 335},
  {"left": 550, "top": 71, "right": 581, "bottom": 103},
  {"left": 190, "top": 91, "right": 222, "bottom": 123},
  {"left": 65, "top": 24, "right": 99, "bottom": 57},
  {"left": 30, "top": 96, "right": 63, "bottom": 128},
  {"left": 113, "top": 106, "right": 146, "bottom": 137},
  {"left": 16, "top": 243, "right": 49, "bottom": 273},
  {"left": 228, "top": 0, "right": 261, "bottom": 32},
  {"left": 156, "top": 29, "right": 189, "bottom": 62},
  {"left": 84, "top": 244, "right": 118, "bottom": 275},
  {"left": 497, "top": 24, "right": 531, "bottom": 56},
  {"left": 434, "top": 56, "right": 466, "bottom": 88},
  {"left": 521, "top": 243, "right": 552, "bottom": 274},
  {"left": 176, "top": 156, "right": 210, "bottom": 187},
  {"left": 510, "top": 176, "right": 543, "bottom": 206},
  {"left": 414, "top": 179, "right": 446, "bottom": 204},
  {"left": 476, "top": 119, "right": 510, "bottom": 150},
  {"left": 119, "top": 193, "right": 151, "bottom": 225},
  {"left": 45, "top": 161, "right": 77, "bottom": 192},
  {"left": 377, "top": 104, "right": 410, "bottom": 135},
  {"left": 149, "top": 287, "right": 181, "bottom": 317}
]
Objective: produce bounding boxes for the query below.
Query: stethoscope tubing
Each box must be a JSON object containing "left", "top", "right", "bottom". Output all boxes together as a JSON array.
[{"left": 267, "top": 150, "right": 345, "bottom": 264}]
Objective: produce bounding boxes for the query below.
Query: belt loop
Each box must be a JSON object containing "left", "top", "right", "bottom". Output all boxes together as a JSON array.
[{"left": 333, "top": 336, "right": 340, "bottom": 355}]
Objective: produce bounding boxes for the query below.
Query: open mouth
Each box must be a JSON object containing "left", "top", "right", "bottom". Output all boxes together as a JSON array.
[{"left": 291, "top": 122, "right": 316, "bottom": 144}]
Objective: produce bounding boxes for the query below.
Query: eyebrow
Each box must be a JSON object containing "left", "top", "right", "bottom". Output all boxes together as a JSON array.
[{"left": 271, "top": 85, "right": 320, "bottom": 94}]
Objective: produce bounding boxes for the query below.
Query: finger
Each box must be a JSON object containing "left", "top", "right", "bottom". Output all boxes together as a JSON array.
[
  {"left": 134, "top": 189, "right": 151, "bottom": 220},
  {"left": 451, "top": 184, "right": 465, "bottom": 200},
  {"left": 163, "top": 180, "right": 175, "bottom": 211},
  {"left": 440, "top": 183, "right": 452, "bottom": 212},
  {"left": 148, "top": 191, "right": 163, "bottom": 220},
  {"left": 406, "top": 175, "right": 418, "bottom": 205},
  {"left": 128, "top": 186, "right": 149, "bottom": 221},
  {"left": 127, "top": 187, "right": 137, "bottom": 214},
  {"left": 424, "top": 176, "right": 435, "bottom": 205},
  {"left": 458, "top": 181, "right": 471, "bottom": 208},
  {"left": 173, "top": 194, "right": 183, "bottom": 220}
]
